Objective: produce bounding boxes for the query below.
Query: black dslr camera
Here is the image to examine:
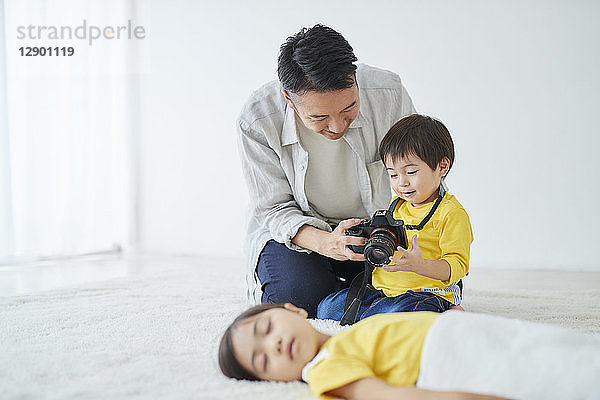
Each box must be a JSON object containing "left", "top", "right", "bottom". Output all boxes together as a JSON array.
[{"left": 346, "top": 207, "right": 408, "bottom": 266}]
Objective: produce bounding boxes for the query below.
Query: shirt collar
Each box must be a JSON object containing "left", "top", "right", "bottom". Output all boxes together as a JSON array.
[
  {"left": 301, "top": 347, "right": 329, "bottom": 382},
  {"left": 281, "top": 103, "right": 298, "bottom": 146}
]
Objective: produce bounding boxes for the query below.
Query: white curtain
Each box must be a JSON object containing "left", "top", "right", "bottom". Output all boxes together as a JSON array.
[{"left": 0, "top": 0, "right": 140, "bottom": 263}]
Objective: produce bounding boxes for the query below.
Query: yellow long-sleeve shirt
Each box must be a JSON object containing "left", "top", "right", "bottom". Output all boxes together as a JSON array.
[{"left": 372, "top": 193, "right": 473, "bottom": 304}]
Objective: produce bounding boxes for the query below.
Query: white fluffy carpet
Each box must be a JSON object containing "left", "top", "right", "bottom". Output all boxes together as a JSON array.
[{"left": 1, "top": 261, "right": 599, "bottom": 400}]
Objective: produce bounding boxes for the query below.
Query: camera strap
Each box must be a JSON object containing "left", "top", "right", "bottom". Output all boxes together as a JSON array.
[{"left": 340, "top": 262, "right": 374, "bottom": 326}]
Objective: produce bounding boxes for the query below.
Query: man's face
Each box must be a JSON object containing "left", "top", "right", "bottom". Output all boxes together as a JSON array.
[
  {"left": 283, "top": 85, "right": 360, "bottom": 140},
  {"left": 231, "top": 305, "right": 327, "bottom": 382}
]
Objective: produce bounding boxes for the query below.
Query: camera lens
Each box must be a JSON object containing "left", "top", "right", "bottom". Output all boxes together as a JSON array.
[{"left": 364, "top": 228, "right": 397, "bottom": 265}]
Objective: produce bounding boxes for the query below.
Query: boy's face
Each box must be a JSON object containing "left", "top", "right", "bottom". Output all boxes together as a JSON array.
[
  {"left": 385, "top": 153, "right": 449, "bottom": 206},
  {"left": 282, "top": 84, "right": 360, "bottom": 141},
  {"left": 231, "top": 304, "right": 329, "bottom": 382}
]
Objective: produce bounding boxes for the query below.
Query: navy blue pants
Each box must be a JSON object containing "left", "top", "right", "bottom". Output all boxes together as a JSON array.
[
  {"left": 317, "top": 286, "right": 453, "bottom": 322},
  {"left": 257, "top": 240, "right": 364, "bottom": 317}
]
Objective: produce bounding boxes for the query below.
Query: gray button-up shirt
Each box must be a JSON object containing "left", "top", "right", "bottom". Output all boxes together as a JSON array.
[{"left": 237, "top": 64, "right": 416, "bottom": 303}]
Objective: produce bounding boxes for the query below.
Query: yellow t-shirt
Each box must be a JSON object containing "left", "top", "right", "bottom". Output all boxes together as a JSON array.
[
  {"left": 372, "top": 193, "right": 473, "bottom": 304},
  {"left": 304, "top": 312, "right": 439, "bottom": 399}
]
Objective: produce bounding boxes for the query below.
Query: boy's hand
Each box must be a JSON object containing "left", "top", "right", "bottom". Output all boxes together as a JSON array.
[
  {"left": 383, "top": 234, "right": 424, "bottom": 273},
  {"left": 383, "top": 235, "right": 452, "bottom": 281}
]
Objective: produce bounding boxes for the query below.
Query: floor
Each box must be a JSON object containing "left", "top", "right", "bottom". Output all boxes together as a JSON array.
[
  {"left": 463, "top": 267, "right": 600, "bottom": 291},
  {"left": 0, "top": 253, "right": 599, "bottom": 296},
  {"left": 0, "top": 253, "right": 234, "bottom": 296}
]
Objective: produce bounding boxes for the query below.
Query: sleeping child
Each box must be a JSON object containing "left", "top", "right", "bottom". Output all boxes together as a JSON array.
[{"left": 218, "top": 303, "right": 600, "bottom": 400}]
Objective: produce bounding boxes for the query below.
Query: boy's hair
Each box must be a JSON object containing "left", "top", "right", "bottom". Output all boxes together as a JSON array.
[
  {"left": 218, "top": 303, "right": 286, "bottom": 381},
  {"left": 379, "top": 114, "right": 455, "bottom": 175},
  {"left": 277, "top": 24, "right": 358, "bottom": 94}
]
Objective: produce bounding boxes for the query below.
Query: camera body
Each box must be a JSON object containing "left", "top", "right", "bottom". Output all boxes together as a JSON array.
[{"left": 346, "top": 208, "right": 408, "bottom": 266}]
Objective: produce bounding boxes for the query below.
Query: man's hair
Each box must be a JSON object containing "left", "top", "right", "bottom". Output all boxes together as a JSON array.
[
  {"left": 379, "top": 114, "right": 455, "bottom": 175},
  {"left": 218, "top": 303, "right": 286, "bottom": 381},
  {"left": 277, "top": 24, "right": 357, "bottom": 94}
]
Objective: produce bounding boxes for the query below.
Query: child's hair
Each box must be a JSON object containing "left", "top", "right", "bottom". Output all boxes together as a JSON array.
[
  {"left": 218, "top": 302, "right": 286, "bottom": 381},
  {"left": 379, "top": 114, "right": 455, "bottom": 175}
]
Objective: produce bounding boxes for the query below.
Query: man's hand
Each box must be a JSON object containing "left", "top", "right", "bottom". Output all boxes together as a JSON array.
[
  {"left": 322, "top": 219, "right": 367, "bottom": 261},
  {"left": 383, "top": 234, "right": 423, "bottom": 272},
  {"left": 292, "top": 219, "right": 367, "bottom": 261}
]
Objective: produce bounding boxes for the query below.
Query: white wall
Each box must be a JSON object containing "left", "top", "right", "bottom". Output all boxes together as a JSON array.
[{"left": 136, "top": 0, "right": 600, "bottom": 271}]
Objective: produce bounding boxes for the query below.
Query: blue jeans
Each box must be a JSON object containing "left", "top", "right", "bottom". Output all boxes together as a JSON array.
[
  {"left": 317, "top": 285, "right": 453, "bottom": 322},
  {"left": 257, "top": 240, "right": 364, "bottom": 318}
]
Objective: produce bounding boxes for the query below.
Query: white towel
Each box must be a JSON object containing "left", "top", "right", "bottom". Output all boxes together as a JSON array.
[{"left": 417, "top": 310, "right": 600, "bottom": 400}]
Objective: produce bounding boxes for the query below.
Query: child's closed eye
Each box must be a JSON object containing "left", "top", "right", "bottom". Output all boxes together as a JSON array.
[
  {"left": 407, "top": 170, "right": 418, "bottom": 175},
  {"left": 260, "top": 317, "right": 271, "bottom": 336}
]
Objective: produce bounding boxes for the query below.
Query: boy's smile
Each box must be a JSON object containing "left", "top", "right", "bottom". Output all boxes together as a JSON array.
[
  {"left": 385, "top": 154, "right": 449, "bottom": 207},
  {"left": 230, "top": 304, "right": 330, "bottom": 382}
]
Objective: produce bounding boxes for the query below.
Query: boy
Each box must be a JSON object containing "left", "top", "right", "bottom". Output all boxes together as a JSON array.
[
  {"left": 317, "top": 114, "right": 472, "bottom": 321},
  {"left": 218, "top": 303, "right": 600, "bottom": 399}
]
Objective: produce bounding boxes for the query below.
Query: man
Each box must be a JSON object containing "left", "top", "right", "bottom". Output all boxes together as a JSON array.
[{"left": 238, "top": 24, "right": 415, "bottom": 316}]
